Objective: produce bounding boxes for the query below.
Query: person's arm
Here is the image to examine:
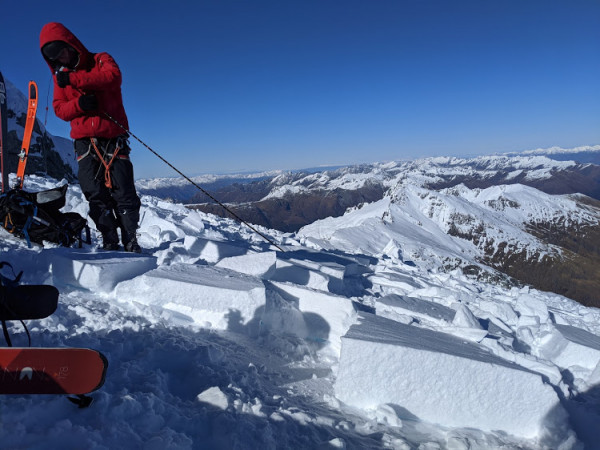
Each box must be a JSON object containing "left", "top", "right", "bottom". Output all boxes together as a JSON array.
[
  {"left": 52, "top": 83, "right": 83, "bottom": 121},
  {"left": 70, "top": 52, "right": 122, "bottom": 91}
]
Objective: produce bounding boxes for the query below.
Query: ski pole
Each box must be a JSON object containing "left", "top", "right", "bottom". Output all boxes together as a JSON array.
[{"left": 101, "top": 111, "right": 285, "bottom": 252}]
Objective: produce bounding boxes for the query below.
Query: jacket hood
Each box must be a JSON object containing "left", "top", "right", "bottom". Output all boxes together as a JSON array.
[{"left": 40, "top": 22, "right": 92, "bottom": 70}]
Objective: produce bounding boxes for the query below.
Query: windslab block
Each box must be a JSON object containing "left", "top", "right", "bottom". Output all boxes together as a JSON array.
[
  {"left": 377, "top": 294, "right": 455, "bottom": 325},
  {"left": 536, "top": 324, "right": 600, "bottom": 378},
  {"left": 268, "top": 259, "right": 331, "bottom": 291},
  {"left": 269, "top": 281, "right": 359, "bottom": 356},
  {"left": 216, "top": 251, "right": 276, "bottom": 277},
  {"left": 183, "top": 237, "right": 247, "bottom": 264},
  {"left": 335, "top": 312, "right": 566, "bottom": 439},
  {"left": 115, "top": 264, "right": 266, "bottom": 330},
  {"left": 52, "top": 251, "right": 157, "bottom": 292}
]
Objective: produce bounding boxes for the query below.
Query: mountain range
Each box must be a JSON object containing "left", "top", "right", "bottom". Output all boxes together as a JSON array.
[
  {"left": 139, "top": 151, "right": 600, "bottom": 308},
  {"left": 138, "top": 147, "right": 600, "bottom": 228}
]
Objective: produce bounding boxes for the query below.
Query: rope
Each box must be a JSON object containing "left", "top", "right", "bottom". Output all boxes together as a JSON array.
[
  {"left": 89, "top": 138, "right": 120, "bottom": 189},
  {"left": 101, "top": 111, "right": 285, "bottom": 252}
]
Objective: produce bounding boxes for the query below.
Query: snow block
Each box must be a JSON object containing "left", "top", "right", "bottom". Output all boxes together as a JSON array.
[
  {"left": 51, "top": 251, "right": 157, "bottom": 293},
  {"left": 536, "top": 324, "right": 600, "bottom": 382},
  {"left": 268, "top": 259, "right": 330, "bottom": 291},
  {"left": 281, "top": 258, "right": 346, "bottom": 281},
  {"left": 183, "top": 237, "right": 248, "bottom": 264},
  {"left": 114, "top": 264, "right": 266, "bottom": 331},
  {"left": 448, "top": 303, "right": 488, "bottom": 343},
  {"left": 138, "top": 207, "right": 186, "bottom": 243},
  {"left": 367, "top": 270, "right": 422, "bottom": 291},
  {"left": 268, "top": 281, "right": 359, "bottom": 356},
  {"left": 335, "top": 313, "right": 566, "bottom": 439},
  {"left": 376, "top": 294, "right": 455, "bottom": 325},
  {"left": 216, "top": 251, "right": 276, "bottom": 278},
  {"left": 196, "top": 386, "right": 229, "bottom": 410}
]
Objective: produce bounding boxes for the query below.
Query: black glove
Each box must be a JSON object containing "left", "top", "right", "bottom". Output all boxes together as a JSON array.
[
  {"left": 56, "top": 71, "right": 70, "bottom": 88},
  {"left": 78, "top": 94, "right": 98, "bottom": 112}
]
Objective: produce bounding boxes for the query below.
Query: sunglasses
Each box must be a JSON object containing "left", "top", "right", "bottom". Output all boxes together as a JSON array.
[{"left": 42, "top": 41, "right": 72, "bottom": 61}]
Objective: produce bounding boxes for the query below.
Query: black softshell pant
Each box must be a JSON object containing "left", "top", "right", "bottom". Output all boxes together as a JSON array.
[{"left": 74, "top": 137, "right": 141, "bottom": 246}]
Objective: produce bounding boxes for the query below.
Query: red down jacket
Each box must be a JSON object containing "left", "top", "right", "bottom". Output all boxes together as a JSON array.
[{"left": 40, "top": 22, "right": 129, "bottom": 139}]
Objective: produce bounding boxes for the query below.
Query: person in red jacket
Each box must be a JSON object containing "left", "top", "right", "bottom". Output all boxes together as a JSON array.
[{"left": 39, "top": 22, "right": 141, "bottom": 252}]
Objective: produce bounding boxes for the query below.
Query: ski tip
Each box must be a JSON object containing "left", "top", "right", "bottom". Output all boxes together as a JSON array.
[{"left": 29, "top": 83, "right": 37, "bottom": 100}]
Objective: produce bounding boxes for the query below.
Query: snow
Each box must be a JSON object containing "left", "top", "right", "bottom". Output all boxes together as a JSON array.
[
  {"left": 376, "top": 294, "right": 456, "bottom": 325},
  {"left": 115, "top": 264, "right": 267, "bottom": 331},
  {"left": 299, "top": 179, "right": 599, "bottom": 274},
  {"left": 519, "top": 145, "right": 600, "bottom": 156},
  {"left": 52, "top": 250, "right": 157, "bottom": 293},
  {"left": 215, "top": 250, "right": 277, "bottom": 277},
  {"left": 535, "top": 324, "right": 600, "bottom": 376},
  {"left": 0, "top": 174, "right": 599, "bottom": 449},
  {"left": 197, "top": 386, "right": 230, "bottom": 410},
  {"left": 335, "top": 313, "right": 568, "bottom": 441},
  {"left": 267, "top": 281, "right": 361, "bottom": 357}
]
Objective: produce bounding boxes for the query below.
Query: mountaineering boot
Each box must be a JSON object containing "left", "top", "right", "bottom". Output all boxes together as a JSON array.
[
  {"left": 101, "top": 228, "right": 120, "bottom": 251},
  {"left": 119, "top": 210, "right": 140, "bottom": 253},
  {"left": 125, "top": 238, "right": 141, "bottom": 253},
  {"left": 102, "top": 242, "right": 120, "bottom": 251},
  {"left": 118, "top": 206, "right": 140, "bottom": 247}
]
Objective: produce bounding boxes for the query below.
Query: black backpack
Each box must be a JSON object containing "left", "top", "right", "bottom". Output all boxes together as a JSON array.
[{"left": 0, "top": 185, "right": 90, "bottom": 247}]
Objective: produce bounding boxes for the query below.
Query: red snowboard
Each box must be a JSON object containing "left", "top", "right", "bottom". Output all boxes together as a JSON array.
[{"left": 0, "top": 348, "right": 107, "bottom": 395}]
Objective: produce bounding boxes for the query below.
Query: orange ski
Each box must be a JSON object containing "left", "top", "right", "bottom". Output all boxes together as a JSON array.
[{"left": 15, "top": 81, "right": 38, "bottom": 189}]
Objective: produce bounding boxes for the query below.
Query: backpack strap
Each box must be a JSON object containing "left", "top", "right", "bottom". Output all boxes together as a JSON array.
[
  {"left": 21, "top": 213, "right": 34, "bottom": 248},
  {"left": 1, "top": 320, "right": 11, "bottom": 346},
  {"left": 0, "top": 262, "right": 23, "bottom": 284},
  {"left": 1, "top": 319, "right": 32, "bottom": 347}
]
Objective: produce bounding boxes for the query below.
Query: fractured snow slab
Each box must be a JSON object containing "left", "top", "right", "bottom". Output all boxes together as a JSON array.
[
  {"left": 367, "top": 271, "right": 422, "bottom": 291},
  {"left": 376, "top": 294, "right": 455, "bottom": 325},
  {"left": 268, "top": 259, "right": 330, "bottom": 291},
  {"left": 335, "top": 312, "right": 566, "bottom": 439},
  {"left": 268, "top": 250, "right": 368, "bottom": 293},
  {"left": 183, "top": 237, "right": 248, "bottom": 264},
  {"left": 216, "top": 251, "right": 276, "bottom": 278},
  {"left": 267, "top": 281, "right": 360, "bottom": 356},
  {"left": 115, "top": 264, "right": 266, "bottom": 331},
  {"left": 281, "top": 258, "right": 346, "bottom": 281},
  {"left": 536, "top": 324, "right": 600, "bottom": 382},
  {"left": 196, "top": 386, "right": 229, "bottom": 410},
  {"left": 51, "top": 251, "right": 157, "bottom": 293},
  {"left": 447, "top": 303, "right": 489, "bottom": 343}
]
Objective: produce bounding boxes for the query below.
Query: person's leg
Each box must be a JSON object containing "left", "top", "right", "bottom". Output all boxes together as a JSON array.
[
  {"left": 109, "top": 155, "right": 141, "bottom": 252},
  {"left": 75, "top": 140, "right": 120, "bottom": 249}
]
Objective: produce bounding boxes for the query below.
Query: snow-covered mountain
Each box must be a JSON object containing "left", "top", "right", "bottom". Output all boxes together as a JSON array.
[
  {"left": 171, "top": 153, "right": 600, "bottom": 234},
  {"left": 300, "top": 178, "right": 600, "bottom": 306},
  {"left": 1, "top": 174, "right": 598, "bottom": 449},
  {"left": 510, "top": 145, "right": 600, "bottom": 165},
  {"left": 176, "top": 154, "right": 600, "bottom": 307},
  {"left": 4, "top": 78, "right": 77, "bottom": 182},
  {"left": 137, "top": 148, "right": 600, "bottom": 205},
  {"left": 135, "top": 171, "right": 280, "bottom": 203}
]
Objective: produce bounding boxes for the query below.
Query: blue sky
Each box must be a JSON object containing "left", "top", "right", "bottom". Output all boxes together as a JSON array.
[{"left": 2, "top": 0, "right": 599, "bottom": 179}]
